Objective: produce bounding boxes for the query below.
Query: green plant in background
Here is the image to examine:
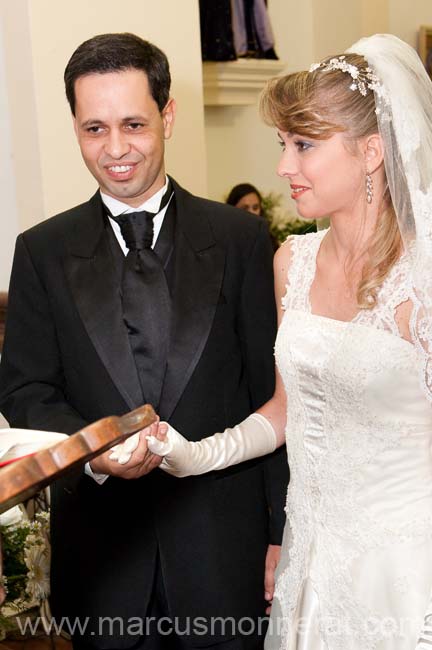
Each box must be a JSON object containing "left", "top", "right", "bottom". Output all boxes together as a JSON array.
[
  {"left": 0, "top": 506, "right": 50, "bottom": 639},
  {"left": 261, "top": 192, "right": 317, "bottom": 244},
  {"left": 2, "top": 523, "right": 29, "bottom": 602}
]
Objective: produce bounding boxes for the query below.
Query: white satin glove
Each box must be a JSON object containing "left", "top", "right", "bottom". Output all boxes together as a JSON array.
[
  {"left": 109, "top": 432, "right": 140, "bottom": 465},
  {"left": 146, "top": 413, "right": 276, "bottom": 477}
]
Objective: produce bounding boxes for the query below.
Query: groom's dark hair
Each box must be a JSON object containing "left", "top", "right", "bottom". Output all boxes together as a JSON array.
[{"left": 64, "top": 32, "right": 171, "bottom": 116}]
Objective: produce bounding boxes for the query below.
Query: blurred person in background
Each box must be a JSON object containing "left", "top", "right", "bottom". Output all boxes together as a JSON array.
[{"left": 227, "top": 183, "right": 278, "bottom": 249}]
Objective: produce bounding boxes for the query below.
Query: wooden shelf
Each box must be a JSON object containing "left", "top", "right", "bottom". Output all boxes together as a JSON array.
[{"left": 203, "top": 59, "right": 287, "bottom": 106}]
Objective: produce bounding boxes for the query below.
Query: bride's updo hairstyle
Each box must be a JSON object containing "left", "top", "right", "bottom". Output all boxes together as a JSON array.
[{"left": 260, "top": 53, "right": 401, "bottom": 310}]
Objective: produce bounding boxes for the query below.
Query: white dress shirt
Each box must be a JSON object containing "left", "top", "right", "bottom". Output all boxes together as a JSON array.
[
  {"left": 102, "top": 176, "right": 170, "bottom": 253},
  {"left": 86, "top": 177, "right": 171, "bottom": 484}
]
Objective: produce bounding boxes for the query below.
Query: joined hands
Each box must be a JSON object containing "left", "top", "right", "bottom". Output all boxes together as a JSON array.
[{"left": 89, "top": 418, "right": 168, "bottom": 479}]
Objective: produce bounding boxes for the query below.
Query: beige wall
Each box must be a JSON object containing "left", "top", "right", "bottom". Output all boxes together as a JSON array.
[
  {"left": 361, "top": 0, "right": 389, "bottom": 36},
  {"left": 0, "top": 19, "right": 20, "bottom": 290},
  {"left": 312, "top": 0, "right": 387, "bottom": 57},
  {"left": 388, "top": 0, "right": 432, "bottom": 47},
  {"left": 0, "top": 0, "right": 44, "bottom": 290},
  {"left": 312, "top": 0, "right": 363, "bottom": 60}
]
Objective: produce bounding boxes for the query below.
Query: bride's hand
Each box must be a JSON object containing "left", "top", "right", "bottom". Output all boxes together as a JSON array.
[
  {"left": 141, "top": 420, "right": 169, "bottom": 445},
  {"left": 145, "top": 421, "right": 173, "bottom": 456}
]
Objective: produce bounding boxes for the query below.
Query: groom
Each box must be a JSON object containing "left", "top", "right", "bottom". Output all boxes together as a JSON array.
[{"left": 0, "top": 33, "right": 287, "bottom": 649}]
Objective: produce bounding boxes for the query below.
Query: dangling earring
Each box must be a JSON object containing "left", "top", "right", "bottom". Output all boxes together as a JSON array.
[{"left": 366, "top": 171, "right": 373, "bottom": 204}]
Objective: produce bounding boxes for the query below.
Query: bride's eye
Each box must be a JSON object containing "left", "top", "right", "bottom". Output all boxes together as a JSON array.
[{"left": 295, "top": 140, "right": 313, "bottom": 152}]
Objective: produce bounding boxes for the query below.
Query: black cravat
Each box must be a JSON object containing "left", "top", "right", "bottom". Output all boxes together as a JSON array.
[{"left": 108, "top": 187, "right": 173, "bottom": 409}]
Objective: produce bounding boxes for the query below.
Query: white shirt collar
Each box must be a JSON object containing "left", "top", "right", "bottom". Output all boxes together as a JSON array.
[
  {"left": 100, "top": 177, "right": 170, "bottom": 253},
  {"left": 100, "top": 177, "right": 169, "bottom": 216}
]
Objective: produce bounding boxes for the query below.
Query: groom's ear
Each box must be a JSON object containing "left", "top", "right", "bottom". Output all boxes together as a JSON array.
[{"left": 363, "top": 133, "right": 384, "bottom": 173}]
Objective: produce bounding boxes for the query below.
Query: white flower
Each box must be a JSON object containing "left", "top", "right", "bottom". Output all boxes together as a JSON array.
[{"left": 24, "top": 544, "right": 50, "bottom": 602}]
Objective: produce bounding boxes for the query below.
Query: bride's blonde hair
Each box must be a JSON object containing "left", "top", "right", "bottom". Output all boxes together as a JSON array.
[{"left": 260, "top": 53, "right": 402, "bottom": 309}]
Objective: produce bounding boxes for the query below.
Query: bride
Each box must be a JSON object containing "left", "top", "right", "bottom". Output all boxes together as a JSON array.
[{"left": 119, "top": 33, "right": 432, "bottom": 649}]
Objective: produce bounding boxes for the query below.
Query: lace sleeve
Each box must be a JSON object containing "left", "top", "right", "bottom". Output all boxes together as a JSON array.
[
  {"left": 280, "top": 230, "right": 327, "bottom": 313},
  {"left": 280, "top": 236, "right": 295, "bottom": 312}
]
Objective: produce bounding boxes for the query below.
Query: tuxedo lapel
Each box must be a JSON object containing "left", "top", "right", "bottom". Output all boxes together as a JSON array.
[
  {"left": 64, "top": 193, "right": 143, "bottom": 410},
  {"left": 159, "top": 182, "right": 225, "bottom": 421}
]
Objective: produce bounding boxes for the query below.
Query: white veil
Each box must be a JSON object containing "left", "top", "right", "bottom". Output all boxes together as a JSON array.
[
  {"left": 346, "top": 34, "right": 432, "bottom": 404},
  {"left": 348, "top": 34, "right": 432, "bottom": 649}
]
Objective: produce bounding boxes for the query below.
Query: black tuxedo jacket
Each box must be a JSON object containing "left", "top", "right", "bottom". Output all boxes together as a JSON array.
[{"left": 0, "top": 179, "right": 288, "bottom": 647}]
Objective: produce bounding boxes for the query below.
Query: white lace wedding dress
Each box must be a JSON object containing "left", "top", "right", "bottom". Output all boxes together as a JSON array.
[{"left": 267, "top": 230, "right": 432, "bottom": 650}]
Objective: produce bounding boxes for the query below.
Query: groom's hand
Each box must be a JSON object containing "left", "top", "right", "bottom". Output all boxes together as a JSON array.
[
  {"left": 264, "top": 543, "right": 281, "bottom": 614},
  {"left": 90, "top": 428, "right": 163, "bottom": 479}
]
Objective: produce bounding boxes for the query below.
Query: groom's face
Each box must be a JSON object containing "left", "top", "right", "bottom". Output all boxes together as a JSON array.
[{"left": 73, "top": 69, "right": 176, "bottom": 207}]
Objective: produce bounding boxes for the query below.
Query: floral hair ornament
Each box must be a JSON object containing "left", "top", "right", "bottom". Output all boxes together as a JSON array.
[{"left": 309, "top": 55, "right": 389, "bottom": 113}]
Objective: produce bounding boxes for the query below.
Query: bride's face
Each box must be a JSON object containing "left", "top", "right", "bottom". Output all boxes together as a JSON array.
[{"left": 276, "top": 130, "right": 365, "bottom": 221}]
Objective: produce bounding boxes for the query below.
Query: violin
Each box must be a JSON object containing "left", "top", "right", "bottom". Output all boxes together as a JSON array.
[{"left": 0, "top": 404, "right": 156, "bottom": 513}]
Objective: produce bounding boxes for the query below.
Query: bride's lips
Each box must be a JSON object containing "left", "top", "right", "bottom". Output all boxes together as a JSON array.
[
  {"left": 290, "top": 184, "right": 310, "bottom": 200},
  {"left": 105, "top": 163, "right": 137, "bottom": 181}
]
